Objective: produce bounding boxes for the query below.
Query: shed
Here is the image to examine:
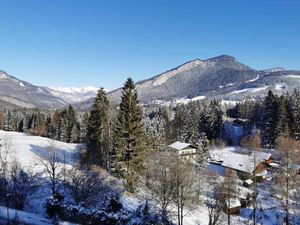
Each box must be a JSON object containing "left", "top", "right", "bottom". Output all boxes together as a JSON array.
[{"left": 226, "top": 198, "right": 241, "bottom": 214}]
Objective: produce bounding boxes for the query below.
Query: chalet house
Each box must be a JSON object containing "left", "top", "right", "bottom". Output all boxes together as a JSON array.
[
  {"left": 221, "top": 153, "right": 269, "bottom": 179},
  {"left": 168, "top": 141, "right": 198, "bottom": 160},
  {"left": 225, "top": 185, "right": 254, "bottom": 214}
]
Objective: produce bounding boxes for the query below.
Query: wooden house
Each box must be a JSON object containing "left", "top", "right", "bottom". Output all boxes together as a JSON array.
[
  {"left": 221, "top": 153, "right": 269, "bottom": 179},
  {"left": 168, "top": 141, "right": 198, "bottom": 160}
]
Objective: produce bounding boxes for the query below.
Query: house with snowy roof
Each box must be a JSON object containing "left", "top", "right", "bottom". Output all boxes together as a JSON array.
[
  {"left": 225, "top": 185, "right": 254, "bottom": 214},
  {"left": 251, "top": 151, "right": 273, "bottom": 164},
  {"left": 221, "top": 153, "right": 269, "bottom": 179},
  {"left": 168, "top": 141, "right": 198, "bottom": 160}
]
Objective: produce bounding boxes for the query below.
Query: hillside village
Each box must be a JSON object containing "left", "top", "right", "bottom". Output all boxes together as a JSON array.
[{"left": 0, "top": 77, "right": 299, "bottom": 224}]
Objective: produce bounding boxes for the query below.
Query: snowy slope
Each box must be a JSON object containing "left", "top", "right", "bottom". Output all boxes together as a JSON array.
[
  {"left": 0, "top": 206, "right": 77, "bottom": 225},
  {"left": 0, "top": 130, "right": 81, "bottom": 172}
]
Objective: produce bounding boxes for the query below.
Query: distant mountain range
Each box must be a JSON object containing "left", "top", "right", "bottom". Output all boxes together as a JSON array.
[
  {"left": 45, "top": 86, "right": 100, "bottom": 104},
  {"left": 0, "top": 70, "right": 99, "bottom": 109},
  {"left": 1, "top": 55, "right": 300, "bottom": 110}
]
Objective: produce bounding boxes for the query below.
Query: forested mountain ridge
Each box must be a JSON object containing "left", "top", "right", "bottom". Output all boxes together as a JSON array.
[{"left": 78, "top": 55, "right": 300, "bottom": 109}]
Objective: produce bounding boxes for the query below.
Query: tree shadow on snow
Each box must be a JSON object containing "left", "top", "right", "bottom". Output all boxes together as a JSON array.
[{"left": 29, "top": 144, "right": 81, "bottom": 165}]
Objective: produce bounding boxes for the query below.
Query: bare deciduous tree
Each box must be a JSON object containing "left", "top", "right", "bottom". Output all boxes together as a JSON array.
[
  {"left": 205, "top": 170, "right": 225, "bottom": 225},
  {"left": 38, "top": 140, "right": 61, "bottom": 195},
  {"left": 145, "top": 152, "right": 177, "bottom": 219},
  {"left": 275, "top": 134, "right": 300, "bottom": 225},
  {"left": 172, "top": 158, "right": 198, "bottom": 225},
  {"left": 66, "top": 167, "right": 104, "bottom": 206},
  {"left": 146, "top": 152, "right": 198, "bottom": 224},
  {"left": 241, "top": 132, "right": 262, "bottom": 225}
]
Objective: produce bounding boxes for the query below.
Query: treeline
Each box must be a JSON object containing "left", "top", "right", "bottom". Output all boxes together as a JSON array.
[
  {"left": 142, "top": 99, "right": 224, "bottom": 150},
  {"left": 227, "top": 89, "right": 300, "bottom": 148},
  {"left": 0, "top": 106, "right": 89, "bottom": 143}
]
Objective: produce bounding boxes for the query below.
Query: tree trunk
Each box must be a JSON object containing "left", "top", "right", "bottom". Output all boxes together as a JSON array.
[
  {"left": 180, "top": 185, "right": 183, "bottom": 225},
  {"left": 285, "top": 159, "right": 289, "bottom": 225}
]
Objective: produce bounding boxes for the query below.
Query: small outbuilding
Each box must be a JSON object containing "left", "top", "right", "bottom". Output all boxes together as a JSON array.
[{"left": 226, "top": 198, "right": 241, "bottom": 214}]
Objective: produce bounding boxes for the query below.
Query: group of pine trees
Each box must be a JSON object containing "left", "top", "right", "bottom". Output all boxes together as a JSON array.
[
  {"left": 0, "top": 106, "right": 88, "bottom": 143},
  {"left": 227, "top": 89, "right": 300, "bottom": 148},
  {"left": 85, "top": 79, "right": 146, "bottom": 192}
]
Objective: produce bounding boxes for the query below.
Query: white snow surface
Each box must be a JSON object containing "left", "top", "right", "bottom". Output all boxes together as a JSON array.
[
  {"left": 0, "top": 130, "right": 81, "bottom": 173},
  {"left": 48, "top": 86, "right": 105, "bottom": 104},
  {"left": 150, "top": 95, "right": 206, "bottom": 106},
  {"left": 0, "top": 206, "right": 77, "bottom": 225},
  {"left": 229, "top": 86, "right": 268, "bottom": 95},
  {"left": 286, "top": 75, "right": 300, "bottom": 79},
  {"left": 245, "top": 74, "right": 260, "bottom": 83},
  {"left": 0, "top": 72, "right": 8, "bottom": 79},
  {"left": 51, "top": 86, "right": 100, "bottom": 94},
  {"left": 275, "top": 84, "right": 284, "bottom": 90}
]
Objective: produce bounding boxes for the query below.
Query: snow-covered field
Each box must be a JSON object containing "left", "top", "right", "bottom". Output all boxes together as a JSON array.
[{"left": 0, "top": 130, "right": 81, "bottom": 172}]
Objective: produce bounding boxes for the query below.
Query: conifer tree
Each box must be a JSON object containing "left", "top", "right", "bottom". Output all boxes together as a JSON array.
[
  {"left": 86, "top": 88, "right": 111, "bottom": 168},
  {"left": 80, "top": 112, "right": 89, "bottom": 142},
  {"left": 4, "top": 110, "right": 13, "bottom": 131},
  {"left": 66, "top": 105, "right": 76, "bottom": 142},
  {"left": 182, "top": 103, "right": 199, "bottom": 145},
  {"left": 173, "top": 105, "right": 188, "bottom": 141},
  {"left": 277, "top": 96, "right": 289, "bottom": 138},
  {"left": 209, "top": 99, "right": 224, "bottom": 140},
  {"left": 70, "top": 122, "right": 80, "bottom": 143},
  {"left": 262, "top": 90, "right": 279, "bottom": 148},
  {"left": 113, "top": 78, "right": 146, "bottom": 192}
]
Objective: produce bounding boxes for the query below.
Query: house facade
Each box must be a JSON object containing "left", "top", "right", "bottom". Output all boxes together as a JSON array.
[{"left": 168, "top": 141, "right": 198, "bottom": 160}]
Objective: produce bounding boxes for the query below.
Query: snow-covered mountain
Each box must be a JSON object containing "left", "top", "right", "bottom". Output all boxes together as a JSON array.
[
  {"left": 78, "top": 55, "right": 300, "bottom": 109},
  {"left": 0, "top": 70, "right": 68, "bottom": 109},
  {"left": 0, "top": 70, "right": 103, "bottom": 109},
  {"left": 1, "top": 55, "right": 300, "bottom": 110},
  {"left": 45, "top": 86, "right": 101, "bottom": 104}
]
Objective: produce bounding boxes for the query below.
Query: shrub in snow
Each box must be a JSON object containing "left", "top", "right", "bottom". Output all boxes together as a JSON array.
[
  {"left": 106, "top": 195, "right": 123, "bottom": 213},
  {"left": 45, "top": 194, "right": 172, "bottom": 225},
  {"left": 46, "top": 193, "right": 64, "bottom": 218},
  {"left": 126, "top": 201, "right": 173, "bottom": 225}
]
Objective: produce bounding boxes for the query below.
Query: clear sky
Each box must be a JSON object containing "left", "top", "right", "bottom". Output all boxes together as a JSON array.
[{"left": 0, "top": 0, "right": 299, "bottom": 89}]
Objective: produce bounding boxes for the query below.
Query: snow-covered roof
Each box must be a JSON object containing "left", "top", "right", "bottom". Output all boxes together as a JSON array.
[
  {"left": 209, "top": 150, "right": 233, "bottom": 162},
  {"left": 222, "top": 153, "right": 255, "bottom": 174},
  {"left": 252, "top": 151, "right": 272, "bottom": 161},
  {"left": 234, "top": 185, "right": 254, "bottom": 199},
  {"left": 244, "top": 179, "right": 253, "bottom": 185},
  {"left": 226, "top": 198, "right": 241, "bottom": 208},
  {"left": 269, "top": 162, "right": 280, "bottom": 168},
  {"left": 168, "top": 141, "right": 196, "bottom": 150}
]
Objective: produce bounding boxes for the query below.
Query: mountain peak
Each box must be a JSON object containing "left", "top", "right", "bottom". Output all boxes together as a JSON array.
[{"left": 206, "top": 55, "right": 236, "bottom": 62}]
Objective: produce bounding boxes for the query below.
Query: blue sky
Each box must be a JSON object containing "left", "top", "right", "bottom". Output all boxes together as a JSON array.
[{"left": 0, "top": 0, "right": 299, "bottom": 89}]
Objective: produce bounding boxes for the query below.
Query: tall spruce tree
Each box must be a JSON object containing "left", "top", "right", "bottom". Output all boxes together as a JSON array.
[
  {"left": 182, "top": 103, "right": 199, "bottom": 145},
  {"left": 277, "top": 96, "right": 290, "bottom": 138},
  {"left": 66, "top": 105, "right": 77, "bottom": 143},
  {"left": 209, "top": 99, "right": 224, "bottom": 140},
  {"left": 262, "top": 90, "right": 279, "bottom": 148},
  {"left": 173, "top": 105, "right": 188, "bottom": 141},
  {"left": 86, "top": 88, "right": 111, "bottom": 168},
  {"left": 113, "top": 78, "right": 146, "bottom": 192}
]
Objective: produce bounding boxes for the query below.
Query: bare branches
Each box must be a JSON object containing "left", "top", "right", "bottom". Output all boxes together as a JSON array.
[{"left": 37, "top": 140, "right": 61, "bottom": 195}]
